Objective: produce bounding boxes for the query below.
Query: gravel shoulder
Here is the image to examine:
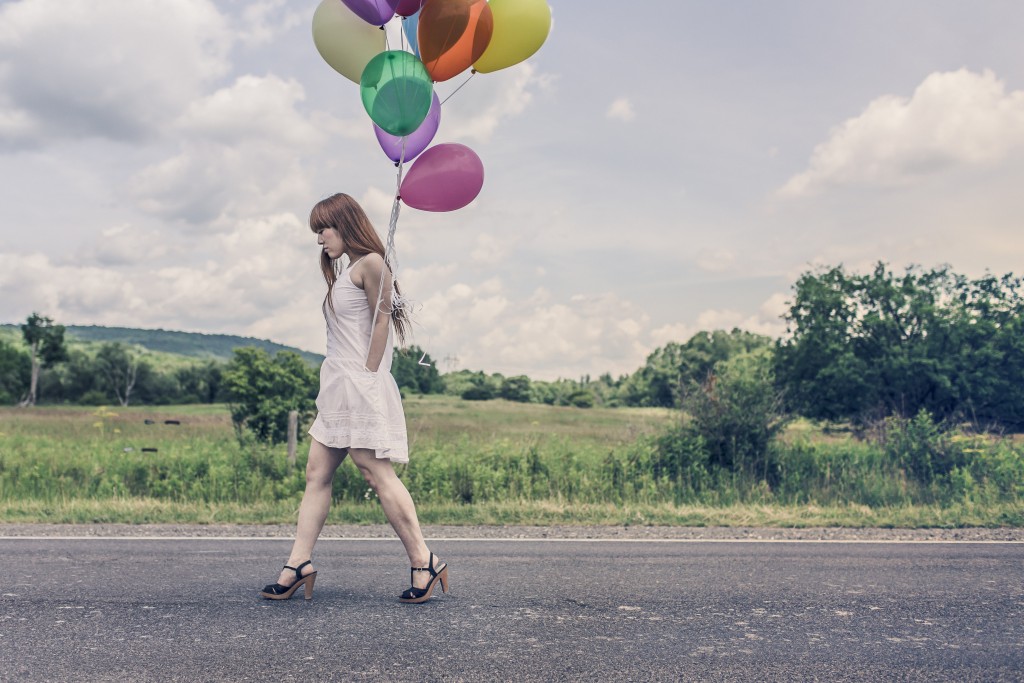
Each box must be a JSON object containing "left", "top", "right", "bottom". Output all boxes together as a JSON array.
[{"left": 2, "top": 523, "right": 1022, "bottom": 541}]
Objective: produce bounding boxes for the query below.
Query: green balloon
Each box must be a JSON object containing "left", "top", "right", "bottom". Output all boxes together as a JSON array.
[{"left": 360, "top": 51, "right": 434, "bottom": 137}]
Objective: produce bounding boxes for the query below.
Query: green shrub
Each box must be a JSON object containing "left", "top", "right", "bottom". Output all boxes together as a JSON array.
[
  {"left": 682, "top": 349, "right": 790, "bottom": 483},
  {"left": 566, "top": 390, "right": 594, "bottom": 408},
  {"left": 877, "top": 409, "right": 969, "bottom": 484}
]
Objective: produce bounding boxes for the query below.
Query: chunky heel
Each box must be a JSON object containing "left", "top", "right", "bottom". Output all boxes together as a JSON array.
[
  {"left": 438, "top": 566, "right": 449, "bottom": 593},
  {"left": 399, "top": 552, "right": 448, "bottom": 604},
  {"left": 260, "top": 560, "right": 318, "bottom": 601}
]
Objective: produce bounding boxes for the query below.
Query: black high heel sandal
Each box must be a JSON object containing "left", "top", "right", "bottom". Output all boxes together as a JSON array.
[
  {"left": 260, "top": 560, "right": 317, "bottom": 601},
  {"left": 399, "top": 552, "right": 449, "bottom": 604}
]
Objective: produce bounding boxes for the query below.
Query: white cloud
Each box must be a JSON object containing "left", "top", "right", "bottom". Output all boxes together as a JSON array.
[
  {"left": 82, "top": 224, "right": 171, "bottom": 266},
  {"left": 0, "top": 0, "right": 231, "bottom": 147},
  {"left": 650, "top": 293, "right": 788, "bottom": 351},
  {"left": 178, "top": 75, "right": 325, "bottom": 147},
  {"left": 130, "top": 75, "right": 350, "bottom": 224},
  {"left": 780, "top": 69, "right": 1024, "bottom": 196},
  {"left": 235, "top": 0, "right": 304, "bottom": 47},
  {"left": 695, "top": 247, "right": 737, "bottom": 273},
  {"left": 0, "top": 212, "right": 327, "bottom": 352},
  {"left": 470, "top": 233, "right": 516, "bottom": 266},
  {"left": 440, "top": 63, "right": 554, "bottom": 142},
  {"left": 405, "top": 282, "right": 651, "bottom": 379},
  {"left": 606, "top": 97, "right": 636, "bottom": 122}
]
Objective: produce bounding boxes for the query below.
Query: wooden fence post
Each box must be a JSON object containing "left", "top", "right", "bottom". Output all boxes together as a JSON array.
[{"left": 287, "top": 410, "right": 298, "bottom": 466}]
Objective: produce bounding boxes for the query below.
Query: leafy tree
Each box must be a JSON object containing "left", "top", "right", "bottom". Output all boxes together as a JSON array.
[
  {"left": 391, "top": 346, "right": 444, "bottom": 394},
  {"left": 622, "top": 342, "right": 683, "bottom": 407},
  {"left": 499, "top": 375, "right": 532, "bottom": 402},
  {"left": 776, "top": 263, "right": 1024, "bottom": 428},
  {"left": 94, "top": 343, "right": 142, "bottom": 407},
  {"left": 53, "top": 349, "right": 102, "bottom": 403},
  {"left": 19, "top": 313, "right": 68, "bottom": 406},
  {"left": 174, "top": 361, "right": 225, "bottom": 403},
  {"left": 223, "top": 348, "right": 318, "bottom": 444},
  {"left": 444, "top": 369, "right": 501, "bottom": 400},
  {"left": 590, "top": 372, "right": 623, "bottom": 407},
  {"left": 0, "top": 339, "right": 30, "bottom": 404},
  {"left": 461, "top": 373, "right": 496, "bottom": 401},
  {"left": 566, "top": 389, "right": 595, "bottom": 408},
  {"left": 530, "top": 378, "right": 584, "bottom": 406},
  {"left": 679, "top": 329, "right": 773, "bottom": 386},
  {"left": 618, "top": 329, "right": 772, "bottom": 408},
  {"left": 131, "top": 362, "right": 179, "bottom": 405}
]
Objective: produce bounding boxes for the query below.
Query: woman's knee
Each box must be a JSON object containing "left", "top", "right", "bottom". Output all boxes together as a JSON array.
[
  {"left": 305, "top": 442, "right": 344, "bottom": 487},
  {"left": 356, "top": 462, "right": 380, "bottom": 491},
  {"left": 305, "top": 460, "right": 333, "bottom": 487},
  {"left": 351, "top": 450, "right": 394, "bottom": 492}
]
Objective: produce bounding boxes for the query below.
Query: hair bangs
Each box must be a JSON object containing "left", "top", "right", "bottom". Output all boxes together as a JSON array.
[{"left": 309, "top": 202, "right": 333, "bottom": 233}]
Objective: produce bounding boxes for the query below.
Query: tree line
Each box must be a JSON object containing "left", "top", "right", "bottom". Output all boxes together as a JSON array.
[
  {"left": 0, "top": 314, "right": 225, "bottom": 407},
  {"left": 4, "top": 263, "right": 1023, "bottom": 437}
]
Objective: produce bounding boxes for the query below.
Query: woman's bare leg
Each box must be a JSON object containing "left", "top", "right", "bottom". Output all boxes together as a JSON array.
[
  {"left": 276, "top": 439, "right": 346, "bottom": 585},
  {"left": 348, "top": 448, "right": 438, "bottom": 588}
]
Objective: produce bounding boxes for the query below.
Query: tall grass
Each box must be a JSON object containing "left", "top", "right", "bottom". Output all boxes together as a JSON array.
[{"left": 0, "top": 398, "right": 1020, "bottom": 526}]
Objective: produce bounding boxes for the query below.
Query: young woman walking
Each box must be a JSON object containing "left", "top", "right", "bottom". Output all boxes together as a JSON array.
[{"left": 260, "top": 193, "right": 447, "bottom": 604}]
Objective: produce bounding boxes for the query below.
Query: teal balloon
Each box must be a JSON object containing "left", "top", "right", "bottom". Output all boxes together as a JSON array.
[{"left": 360, "top": 51, "right": 433, "bottom": 137}]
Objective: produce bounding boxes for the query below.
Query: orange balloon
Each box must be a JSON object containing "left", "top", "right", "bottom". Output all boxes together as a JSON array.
[{"left": 418, "top": 0, "right": 493, "bottom": 82}]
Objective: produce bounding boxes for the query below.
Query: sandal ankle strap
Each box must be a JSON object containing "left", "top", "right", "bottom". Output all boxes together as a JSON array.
[
  {"left": 283, "top": 559, "right": 312, "bottom": 580},
  {"left": 410, "top": 551, "right": 437, "bottom": 572},
  {"left": 410, "top": 552, "right": 440, "bottom": 577}
]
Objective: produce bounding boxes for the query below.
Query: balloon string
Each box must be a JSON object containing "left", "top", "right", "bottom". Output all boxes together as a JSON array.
[
  {"left": 368, "top": 138, "right": 407, "bottom": 363},
  {"left": 441, "top": 71, "right": 476, "bottom": 106}
]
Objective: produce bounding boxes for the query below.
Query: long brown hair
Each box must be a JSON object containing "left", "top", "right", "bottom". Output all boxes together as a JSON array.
[{"left": 309, "top": 193, "right": 408, "bottom": 344}]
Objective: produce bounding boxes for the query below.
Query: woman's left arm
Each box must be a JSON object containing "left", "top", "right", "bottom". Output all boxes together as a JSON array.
[{"left": 360, "top": 254, "right": 394, "bottom": 373}]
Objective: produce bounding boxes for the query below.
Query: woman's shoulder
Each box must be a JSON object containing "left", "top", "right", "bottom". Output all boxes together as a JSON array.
[
  {"left": 356, "top": 251, "right": 385, "bottom": 268},
  {"left": 349, "top": 251, "right": 386, "bottom": 287}
]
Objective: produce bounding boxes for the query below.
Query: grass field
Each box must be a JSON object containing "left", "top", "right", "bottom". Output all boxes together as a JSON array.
[{"left": 0, "top": 397, "right": 1020, "bottom": 527}]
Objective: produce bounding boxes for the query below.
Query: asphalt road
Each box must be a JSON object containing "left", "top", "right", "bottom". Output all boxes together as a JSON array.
[{"left": 1, "top": 537, "right": 1022, "bottom": 682}]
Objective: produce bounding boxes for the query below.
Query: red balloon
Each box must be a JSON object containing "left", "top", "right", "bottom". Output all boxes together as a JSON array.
[
  {"left": 417, "top": 0, "right": 493, "bottom": 82},
  {"left": 400, "top": 143, "right": 484, "bottom": 212},
  {"left": 395, "top": 0, "right": 423, "bottom": 16}
]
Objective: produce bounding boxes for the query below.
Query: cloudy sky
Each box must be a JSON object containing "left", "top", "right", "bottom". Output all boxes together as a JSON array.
[{"left": 2, "top": 1, "right": 1023, "bottom": 380}]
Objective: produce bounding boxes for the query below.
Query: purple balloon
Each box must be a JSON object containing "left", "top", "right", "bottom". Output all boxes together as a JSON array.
[
  {"left": 400, "top": 143, "right": 484, "bottom": 212},
  {"left": 395, "top": 0, "right": 423, "bottom": 17},
  {"left": 374, "top": 92, "right": 440, "bottom": 163},
  {"left": 340, "top": 0, "right": 400, "bottom": 26}
]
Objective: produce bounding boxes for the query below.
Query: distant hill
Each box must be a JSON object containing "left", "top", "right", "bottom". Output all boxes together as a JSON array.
[{"left": 0, "top": 323, "right": 323, "bottom": 365}]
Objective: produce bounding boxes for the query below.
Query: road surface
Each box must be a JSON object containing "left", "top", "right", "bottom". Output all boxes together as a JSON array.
[{"left": 1, "top": 535, "right": 1022, "bottom": 681}]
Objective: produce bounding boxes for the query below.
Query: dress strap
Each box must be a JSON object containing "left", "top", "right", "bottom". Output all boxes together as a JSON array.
[{"left": 347, "top": 254, "right": 368, "bottom": 270}]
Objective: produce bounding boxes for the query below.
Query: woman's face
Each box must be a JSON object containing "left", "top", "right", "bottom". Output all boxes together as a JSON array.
[{"left": 317, "top": 227, "right": 345, "bottom": 260}]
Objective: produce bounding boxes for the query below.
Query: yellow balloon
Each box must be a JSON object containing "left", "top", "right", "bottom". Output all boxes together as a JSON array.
[
  {"left": 311, "top": 0, "right": 386, "bottom": 84},
  {"left": 472, "top": 0, "right": 551, "bottom": 74}
]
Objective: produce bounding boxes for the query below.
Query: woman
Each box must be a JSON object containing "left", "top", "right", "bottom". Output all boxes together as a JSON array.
[{"left": 260, "top": 193, "right": 448, "bottom": 604}]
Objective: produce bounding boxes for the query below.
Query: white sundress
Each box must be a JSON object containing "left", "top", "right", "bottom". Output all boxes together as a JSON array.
[{"left": 307, "top": 259, "right": 409, "bottom": 462}]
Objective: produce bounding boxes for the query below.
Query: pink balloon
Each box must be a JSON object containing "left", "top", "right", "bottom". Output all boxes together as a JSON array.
[
  {"left": 341, "top": 0, "right": 400, "bottom": 26},
  {"left": 395, "top": 0, "right": 423, "bottom": 17},
  {"left": 374, "top": 92, "right": 441, "bottom": 163},
  {"left": 400, "top": 143, "right": 484, "bottom": 212}
]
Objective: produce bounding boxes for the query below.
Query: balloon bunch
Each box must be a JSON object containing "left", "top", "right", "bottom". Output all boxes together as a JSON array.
[
  {"left": 311, "top": 0, "right": 552, "bottom": 213},
  {"left": 311, "top": 0, "right": 551, "bottom": 338}
]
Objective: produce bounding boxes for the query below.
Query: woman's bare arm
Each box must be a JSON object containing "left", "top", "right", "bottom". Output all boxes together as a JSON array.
[{"left": 356, "top": 253, "right": 393, "bottom": 372}]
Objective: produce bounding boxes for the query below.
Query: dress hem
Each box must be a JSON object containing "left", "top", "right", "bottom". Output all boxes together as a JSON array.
[{"left": 308, "top": 426, "right": 409, "bottom": 463}]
